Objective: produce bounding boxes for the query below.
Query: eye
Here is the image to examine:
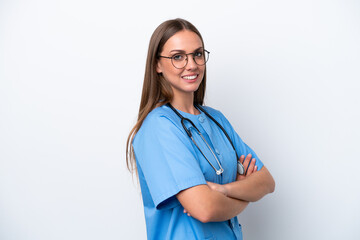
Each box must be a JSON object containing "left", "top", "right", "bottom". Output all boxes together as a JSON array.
[
  {"left": 194, "top": 51, "right": 203, "bottom": 58},
  {"left": 172, "top": 54, "right": 184, "bottom": 61}
]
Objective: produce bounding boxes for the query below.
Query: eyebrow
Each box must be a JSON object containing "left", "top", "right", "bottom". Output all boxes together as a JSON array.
[{"left": 169, "top": 47, "right": 203, "bottom": 53}]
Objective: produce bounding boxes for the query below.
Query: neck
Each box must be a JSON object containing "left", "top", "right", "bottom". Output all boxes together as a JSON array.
[{"left": 170, "top": 92, "right": 200, "bottom": 115}]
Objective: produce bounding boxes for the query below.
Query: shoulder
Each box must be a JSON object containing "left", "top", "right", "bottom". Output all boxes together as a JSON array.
[
  {"left": 133, "top": 105, "right": 185, "bottom": 145},
  {"left": 200, "top": 105, "right": 221, "bottom": 116},
  {"left": 143, "top": 104, "right": 182, "bottom": 128},
  {"left": 200, "top": 105, "right": 228, "bottom": 123},
  {"left": 200, "top": 105, "right": 236, "bottom": 137}
]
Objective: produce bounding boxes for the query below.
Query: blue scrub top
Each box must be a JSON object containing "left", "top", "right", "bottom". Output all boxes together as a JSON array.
[{"left": 133, "top": 105, "right": 263, "bottom": 240}]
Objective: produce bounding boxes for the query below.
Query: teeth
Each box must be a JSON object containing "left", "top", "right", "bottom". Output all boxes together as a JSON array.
[{"left": 182, "top": 75, "right": 197, "bottom": 80}]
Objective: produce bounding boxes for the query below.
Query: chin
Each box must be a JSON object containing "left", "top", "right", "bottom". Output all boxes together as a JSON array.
[{"left": 185, "top": 84, "right": 201, "bottom": 93}]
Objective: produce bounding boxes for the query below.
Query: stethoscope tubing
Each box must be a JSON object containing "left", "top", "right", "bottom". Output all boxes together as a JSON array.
[{"left": 167, "top": 103, "right": 249, "bottom": 176}]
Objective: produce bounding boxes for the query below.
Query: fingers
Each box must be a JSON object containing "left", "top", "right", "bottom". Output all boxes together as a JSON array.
[
  {"left": 183, "top": 209, "right": 191, "bottom": 216},
  {"left": 207, "top": 181, "right": 227, "bottom": 196},
  {"left": 246, "top": 158, "right": 256, "bottom": 176},
  {"left": 206, "top": 181, "right": 216, "bottom": 191},
  {"left": 239, "top": 155, "right": 245, "bottom": 164},
  {"left": 241, "top": 154, "right": 252, "bottom": 174},
  {"left": 240, "top": 154, "right": 258, "bottom": 176}
]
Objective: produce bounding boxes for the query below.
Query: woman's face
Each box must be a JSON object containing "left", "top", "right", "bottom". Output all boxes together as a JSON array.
[{"left": 156, "top": 30, "right": 205, "bottom": 99}]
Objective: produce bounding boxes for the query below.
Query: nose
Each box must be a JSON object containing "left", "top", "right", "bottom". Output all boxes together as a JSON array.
[{"left": 185, "top": 55, "right": 198, "bottom": 70}]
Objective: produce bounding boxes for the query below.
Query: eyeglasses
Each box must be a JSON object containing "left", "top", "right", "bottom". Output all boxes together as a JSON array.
[{"left": 158, "top": 49, "right": 210, "bottom": 69}]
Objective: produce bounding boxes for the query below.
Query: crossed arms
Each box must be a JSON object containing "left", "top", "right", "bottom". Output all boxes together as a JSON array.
[{"left": 176, "top": 154, "right": 275, "bottom": 223}]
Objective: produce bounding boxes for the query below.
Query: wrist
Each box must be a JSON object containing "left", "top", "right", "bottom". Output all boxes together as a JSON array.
[{"left": 223, "top": 184, "right": 231, "bottom": 197}]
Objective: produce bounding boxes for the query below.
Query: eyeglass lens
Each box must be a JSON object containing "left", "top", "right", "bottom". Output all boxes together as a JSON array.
[{"left": 171, "top": 50, "right": 209, "bottom": 69}]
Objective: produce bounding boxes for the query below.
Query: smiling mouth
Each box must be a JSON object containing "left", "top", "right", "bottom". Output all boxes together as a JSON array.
[{"left": 182, "top": 74, "right": 198, "bottom": 80}]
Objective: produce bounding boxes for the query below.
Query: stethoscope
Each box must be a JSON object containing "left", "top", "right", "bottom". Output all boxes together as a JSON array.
[{"left": 167, "top": 103, "right": 248, "bottom": 176}]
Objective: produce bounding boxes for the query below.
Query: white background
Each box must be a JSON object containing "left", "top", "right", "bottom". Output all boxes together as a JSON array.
[{"left": 1, "top": 0, "right": 359, "bottom": 239}]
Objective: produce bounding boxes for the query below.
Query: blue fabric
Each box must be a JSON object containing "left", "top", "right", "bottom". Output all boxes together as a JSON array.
[{"left": 133, "top": 105, "right": 263, "bottom": 240}]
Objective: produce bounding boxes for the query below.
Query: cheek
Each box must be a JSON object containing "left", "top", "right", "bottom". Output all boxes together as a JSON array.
[
  {"left": 199, "top": 67, "right": 206, "bottom": 77},
  {"left": 163, "top": 68, "right": 182, "bottom": 79},
  {"left": 161, "top": 72, "right": 175, "bottom": 85}
]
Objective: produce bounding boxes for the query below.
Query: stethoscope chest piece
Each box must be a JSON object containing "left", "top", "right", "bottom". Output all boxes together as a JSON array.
[{"left": 237, "top": 161, "right": 245, "bottom": 175}]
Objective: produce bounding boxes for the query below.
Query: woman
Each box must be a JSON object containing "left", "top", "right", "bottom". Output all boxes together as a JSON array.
[{"left": 126, "top": 18, "right": 275, "bottom": 240}]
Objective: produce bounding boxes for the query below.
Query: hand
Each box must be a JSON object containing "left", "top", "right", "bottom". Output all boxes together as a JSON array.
[
  {"left": 183, "top": 208, "right": 191, "bottom": 216},
  {"left": 237, "top": 154, "right": 257, "bottom": 181},
  {"left": 206, "top": 181, "right": 228, "bottom": 196}
]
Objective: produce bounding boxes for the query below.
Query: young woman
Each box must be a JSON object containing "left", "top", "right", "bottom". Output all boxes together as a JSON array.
[{"left": 126, "top": 18, "right": 275, "bottom": 240}]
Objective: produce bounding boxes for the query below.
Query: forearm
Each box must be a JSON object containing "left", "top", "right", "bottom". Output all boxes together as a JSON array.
[
  {"left": 177, "top": 184, "right": 248, "bottom": 223},
  {"left": 225, "top": 166, "right": 275, "bottom": 202},
  {"left": 204, "top": 189, "right": 249, "bottom": 222}
]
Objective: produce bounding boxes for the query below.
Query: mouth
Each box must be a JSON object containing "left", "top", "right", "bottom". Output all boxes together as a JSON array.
[{"left": 181, "top": 74, "right": 199, "bottom": 82}]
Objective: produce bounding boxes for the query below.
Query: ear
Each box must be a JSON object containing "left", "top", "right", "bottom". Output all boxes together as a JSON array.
[{"left": 156, "top": 61, "right": 162, "bottom": 74}]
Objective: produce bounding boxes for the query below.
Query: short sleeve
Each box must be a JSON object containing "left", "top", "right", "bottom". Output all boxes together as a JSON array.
[
  {"left": 133, "top": 113, "right": 207, "bottom": 210},
  {"left": 215, "top": 110, "right": 264, "bottom": 171}
]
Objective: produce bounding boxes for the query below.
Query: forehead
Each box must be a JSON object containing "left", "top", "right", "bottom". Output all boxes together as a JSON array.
[{"left": 162, "top": 30, "right": 203, "bottom": 53}]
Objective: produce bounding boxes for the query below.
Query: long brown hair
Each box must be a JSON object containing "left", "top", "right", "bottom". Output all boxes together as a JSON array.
[{"left": 126, "top": 18, "right": 207, "bottom": 173}]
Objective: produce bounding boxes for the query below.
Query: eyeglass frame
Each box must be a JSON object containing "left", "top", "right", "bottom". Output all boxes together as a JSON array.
[{"left": 157, "top": 49, "right": 210, "bottom": 69}]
